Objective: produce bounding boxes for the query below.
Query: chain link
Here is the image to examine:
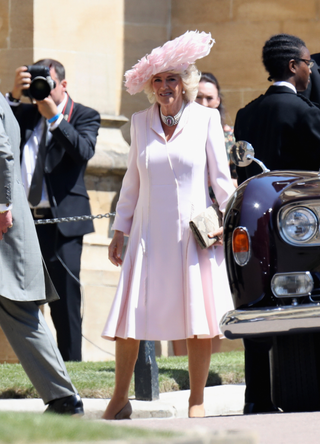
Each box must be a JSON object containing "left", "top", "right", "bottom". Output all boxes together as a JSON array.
[{"left": 34, "top": 212, "right": 115, "bottom": 225}]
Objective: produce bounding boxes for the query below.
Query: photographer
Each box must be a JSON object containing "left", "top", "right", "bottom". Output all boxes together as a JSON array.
[{"left": 7, "top": 59, "right": 101, "bottom": 361}]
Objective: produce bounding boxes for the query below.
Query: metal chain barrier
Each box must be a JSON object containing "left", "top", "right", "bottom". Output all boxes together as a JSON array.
[
  {"left": 34, "top": 210, "right": 116, "bottom": 356},
  {"left": 34, "top": 212, "right": 115, "bottom": 225}
]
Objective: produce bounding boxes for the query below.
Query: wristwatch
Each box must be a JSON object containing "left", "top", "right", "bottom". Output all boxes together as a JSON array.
[{"left": 7, "top": 92, "right": 20, "bottom": 103}]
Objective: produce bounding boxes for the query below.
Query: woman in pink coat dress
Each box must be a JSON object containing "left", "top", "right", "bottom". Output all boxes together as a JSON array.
[{"left": 101, "top": 31, "right": 235, "bottom": 420}]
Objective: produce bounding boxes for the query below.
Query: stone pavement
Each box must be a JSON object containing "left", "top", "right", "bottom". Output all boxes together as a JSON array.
[
  {"left": 2, "top": 386, "right": 320, "bottom": 444},
  {"left": 0, "top": 384, "right": 245, "bottom": 419},
  {"left": 118, "top": 411, "right": 320, "bottom": 444},
  {"left": 0, "top": 385, "right": 257, "bottom": 444}
]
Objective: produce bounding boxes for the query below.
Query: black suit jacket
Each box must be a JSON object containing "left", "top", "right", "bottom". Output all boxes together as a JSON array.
[
  {"left": 234, "top": 85, "right": 320, "bottom": 184},
  {"left": 12, "top": 96, "right": 100, "bottom": 237}
]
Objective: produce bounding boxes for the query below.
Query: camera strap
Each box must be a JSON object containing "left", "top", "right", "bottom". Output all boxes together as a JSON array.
[{"left": 62, "top": 93, "right": 74, "bottom": 122}]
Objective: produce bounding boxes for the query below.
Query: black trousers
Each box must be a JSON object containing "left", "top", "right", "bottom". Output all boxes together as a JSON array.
[
  {"left": 243, "top": 337, "right": 273, "bottom": 405},
  {"left": 36, "top": 222, "right": 83, "bottom": 361}
]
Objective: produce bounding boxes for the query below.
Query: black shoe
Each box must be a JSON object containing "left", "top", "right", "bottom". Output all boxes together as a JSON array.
[
  {"left": 243, "top": 402, "right": 280, "bottom": 414},
  {"left": 44, "top": 394, "right": 84, "bottom": 415}
]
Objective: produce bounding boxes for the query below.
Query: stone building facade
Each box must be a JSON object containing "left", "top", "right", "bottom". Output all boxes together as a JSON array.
[{"left": 1, "top": 0, "right": 320, "bottom": 361}]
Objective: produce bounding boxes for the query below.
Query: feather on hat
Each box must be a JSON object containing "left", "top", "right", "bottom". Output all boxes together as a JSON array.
[{"left": 124, "top": 30, "right": 215, "bottom": 95}]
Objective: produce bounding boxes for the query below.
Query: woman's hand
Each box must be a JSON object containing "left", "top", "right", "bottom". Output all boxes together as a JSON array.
[
  {"left": 108, "top": 230, "right": 124, "bottom": 266},
  {"left": 208, "top": 226, "right": 224, "bottom": 246}
]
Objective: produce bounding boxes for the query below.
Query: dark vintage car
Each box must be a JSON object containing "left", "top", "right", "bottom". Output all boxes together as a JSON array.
[{"left": 220, "top": 141, "right": 320, "bottom": 412}]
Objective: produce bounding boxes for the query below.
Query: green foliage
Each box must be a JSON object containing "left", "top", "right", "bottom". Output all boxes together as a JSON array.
[
  {"left": 158, "top": 352, "right": 245, "bottom": 391},
  {"left": 0, "top": 352, "right": 244, "bottom": 399}
]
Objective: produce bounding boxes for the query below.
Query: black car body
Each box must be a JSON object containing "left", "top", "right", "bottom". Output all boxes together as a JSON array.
[
  {"left": 221, "top": 170, "right": 320, "bottom": 337},
  {"left": 220, "top": 143, "right": 320, "bottom": 412}
]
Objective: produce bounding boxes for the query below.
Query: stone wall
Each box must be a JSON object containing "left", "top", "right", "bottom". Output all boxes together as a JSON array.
[
  {"left": 120, "top": 0, "right": 320, "bottom": 136},
  {"left": 119, "top": 0, "right": 172, "bottom": 142},
  {"left": 173, "top": 0, "right": 320, "bottom": 126}
]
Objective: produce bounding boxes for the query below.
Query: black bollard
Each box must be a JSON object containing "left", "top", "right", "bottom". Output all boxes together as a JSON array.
[{"left": 134, "top": 340, "right": 159, "bottom": 400}]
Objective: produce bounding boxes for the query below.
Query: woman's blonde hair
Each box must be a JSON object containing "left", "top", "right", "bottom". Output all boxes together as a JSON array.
[{"left": 144, "top": 64, "right": 201, "bottom": 104}]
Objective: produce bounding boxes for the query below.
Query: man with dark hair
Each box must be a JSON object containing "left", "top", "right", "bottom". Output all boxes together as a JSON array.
[
  {"left": 7, "top": 59, "right": 100, "bottom": 361},
  {"left": 0, "top": 91, "right": 83, "bottom": 415},
  {"left": 301, "top": 53, "right": 320, "bottom": 104},
  {"left": 234, "top": 33, "right": 320, "bottom": 414},
  {"left": 236, "top": 33, "right": 320, "bottom": 184}
]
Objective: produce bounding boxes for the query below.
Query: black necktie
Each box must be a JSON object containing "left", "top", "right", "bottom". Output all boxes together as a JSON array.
[{"left": 28, "top": 119, "right": 47, "bottom": 207}]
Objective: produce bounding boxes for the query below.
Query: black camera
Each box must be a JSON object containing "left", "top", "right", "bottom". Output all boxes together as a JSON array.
[{"left": 23, "top": 65, "right": 56, "bottom": 100}]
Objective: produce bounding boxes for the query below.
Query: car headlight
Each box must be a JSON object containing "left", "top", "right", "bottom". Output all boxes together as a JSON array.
[
  {"left": 271, "top": 272, "right": 314, "bottom": 297},
  {"left": 280, "top": 207, "right": 318, "bottom": 244}
]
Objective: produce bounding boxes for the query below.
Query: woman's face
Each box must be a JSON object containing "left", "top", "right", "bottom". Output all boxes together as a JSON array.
[
  {"left": 195, "top": 81, "right": 220, "bottom": 109},
  {"left": 152, "top": 72, "right": 184, "bottom": 110}
]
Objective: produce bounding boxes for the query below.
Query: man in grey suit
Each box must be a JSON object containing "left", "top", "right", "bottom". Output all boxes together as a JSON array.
[{"left": 0, "top": 91, "right": 83, "bottom": 415}]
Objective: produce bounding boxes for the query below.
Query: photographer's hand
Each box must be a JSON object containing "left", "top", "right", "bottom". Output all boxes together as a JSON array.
[
  {"left": 12, "top": 66, "right": 31, "bottom": 100},
  {"left": 36, "top": 96, "right": 59, "bottom": 122}
]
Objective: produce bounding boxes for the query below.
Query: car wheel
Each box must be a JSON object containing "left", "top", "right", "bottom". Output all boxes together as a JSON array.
[{"left": 270, "top": 332, "right": 320, "bottom": 412}]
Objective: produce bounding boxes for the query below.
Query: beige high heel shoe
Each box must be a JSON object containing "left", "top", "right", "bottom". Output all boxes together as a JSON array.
[{"left": 115, "top": 401, "right": 132, "bottom": 420}]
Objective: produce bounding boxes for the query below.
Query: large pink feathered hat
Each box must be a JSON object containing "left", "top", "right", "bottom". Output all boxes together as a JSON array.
[{"left": 124, "top": 30, "right": 214, "bottom": 95}]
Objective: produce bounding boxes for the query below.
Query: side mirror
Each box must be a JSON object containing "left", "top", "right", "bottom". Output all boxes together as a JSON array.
[
  {"left": 230, "top": 141, "right": 270, "bottom": 173},
  {"left": 230, "top": 141, "right": 255, "bottom": 167}
]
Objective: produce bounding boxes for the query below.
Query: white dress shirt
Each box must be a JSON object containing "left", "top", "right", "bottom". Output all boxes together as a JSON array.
[
  {"left": 273, "top": 81, "right": 297, "bottom": 94},
  {"left": 20, "top": 93, "right": 68, "bottom": 208}
]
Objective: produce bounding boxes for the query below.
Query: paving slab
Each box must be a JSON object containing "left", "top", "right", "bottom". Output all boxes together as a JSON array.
[
  {"left": 115, "top": 411, "right": 320, "bottom": 444},
  {"left": 0, "top": 384, "right": 245, "bottom": 419},
  {"left": 2, "top": 385, "right": 320, "bottom": 444}
]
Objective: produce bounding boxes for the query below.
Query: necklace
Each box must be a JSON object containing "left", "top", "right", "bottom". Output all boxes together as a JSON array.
[{"left": 160, "top": 102, "right": 185, "bottom": 127}]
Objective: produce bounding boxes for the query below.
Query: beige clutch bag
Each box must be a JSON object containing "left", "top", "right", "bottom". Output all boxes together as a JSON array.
[{"left": 189, "top": 202, "right": 222, "bottom": 249}]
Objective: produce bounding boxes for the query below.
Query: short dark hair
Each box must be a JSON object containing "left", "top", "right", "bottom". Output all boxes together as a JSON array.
[
  {"left": 33, "top": 59, "right": 65, "bottom": 82},
  {"left": 262, "top": 34, "right": 306, "bottom": 81},
  {"left": 199, "top": 72, "right": 226, "bottom": 125}
]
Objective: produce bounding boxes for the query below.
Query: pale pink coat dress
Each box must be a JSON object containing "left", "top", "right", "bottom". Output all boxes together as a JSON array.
[{"left": 102, "top": 101, "right": 235, "bottom": 341}]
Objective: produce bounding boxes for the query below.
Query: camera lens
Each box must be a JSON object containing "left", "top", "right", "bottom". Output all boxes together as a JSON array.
[
  {"left": 23, "top": 65, "right": 56, "bottom": 100},
  {"left": 29, "top": 77, "right": 52, "bottom": 100}
]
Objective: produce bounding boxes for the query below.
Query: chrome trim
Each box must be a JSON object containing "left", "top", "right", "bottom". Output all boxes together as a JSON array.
[
  {"left": 278, "top": 201, "right": 320, "bottom": 246},
  {"left": 249, "top": 155, "right": 270, "bottom": 173},
  {"left": 232, "top": 226, "right": 251, "bottom": 266},
  {"left": 220, "top": 303, "right": 320, "bottom": 339}
]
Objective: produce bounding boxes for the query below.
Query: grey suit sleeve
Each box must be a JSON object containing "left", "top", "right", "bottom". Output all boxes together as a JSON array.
[{"left": 0, "top": 106, "right": 14, "bottom": 204}]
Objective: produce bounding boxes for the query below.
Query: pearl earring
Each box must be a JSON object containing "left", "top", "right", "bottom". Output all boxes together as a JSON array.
[
  {"left": 152, "top": 91, "right": 155, "bottom": 95},
  {"left": 182, "top": 90, "right": 185, "bottom": 94}
]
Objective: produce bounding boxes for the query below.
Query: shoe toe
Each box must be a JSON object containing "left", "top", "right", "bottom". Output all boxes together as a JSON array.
[{"left": 45, "top": 394, "right": 84, "bottom": 415}]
